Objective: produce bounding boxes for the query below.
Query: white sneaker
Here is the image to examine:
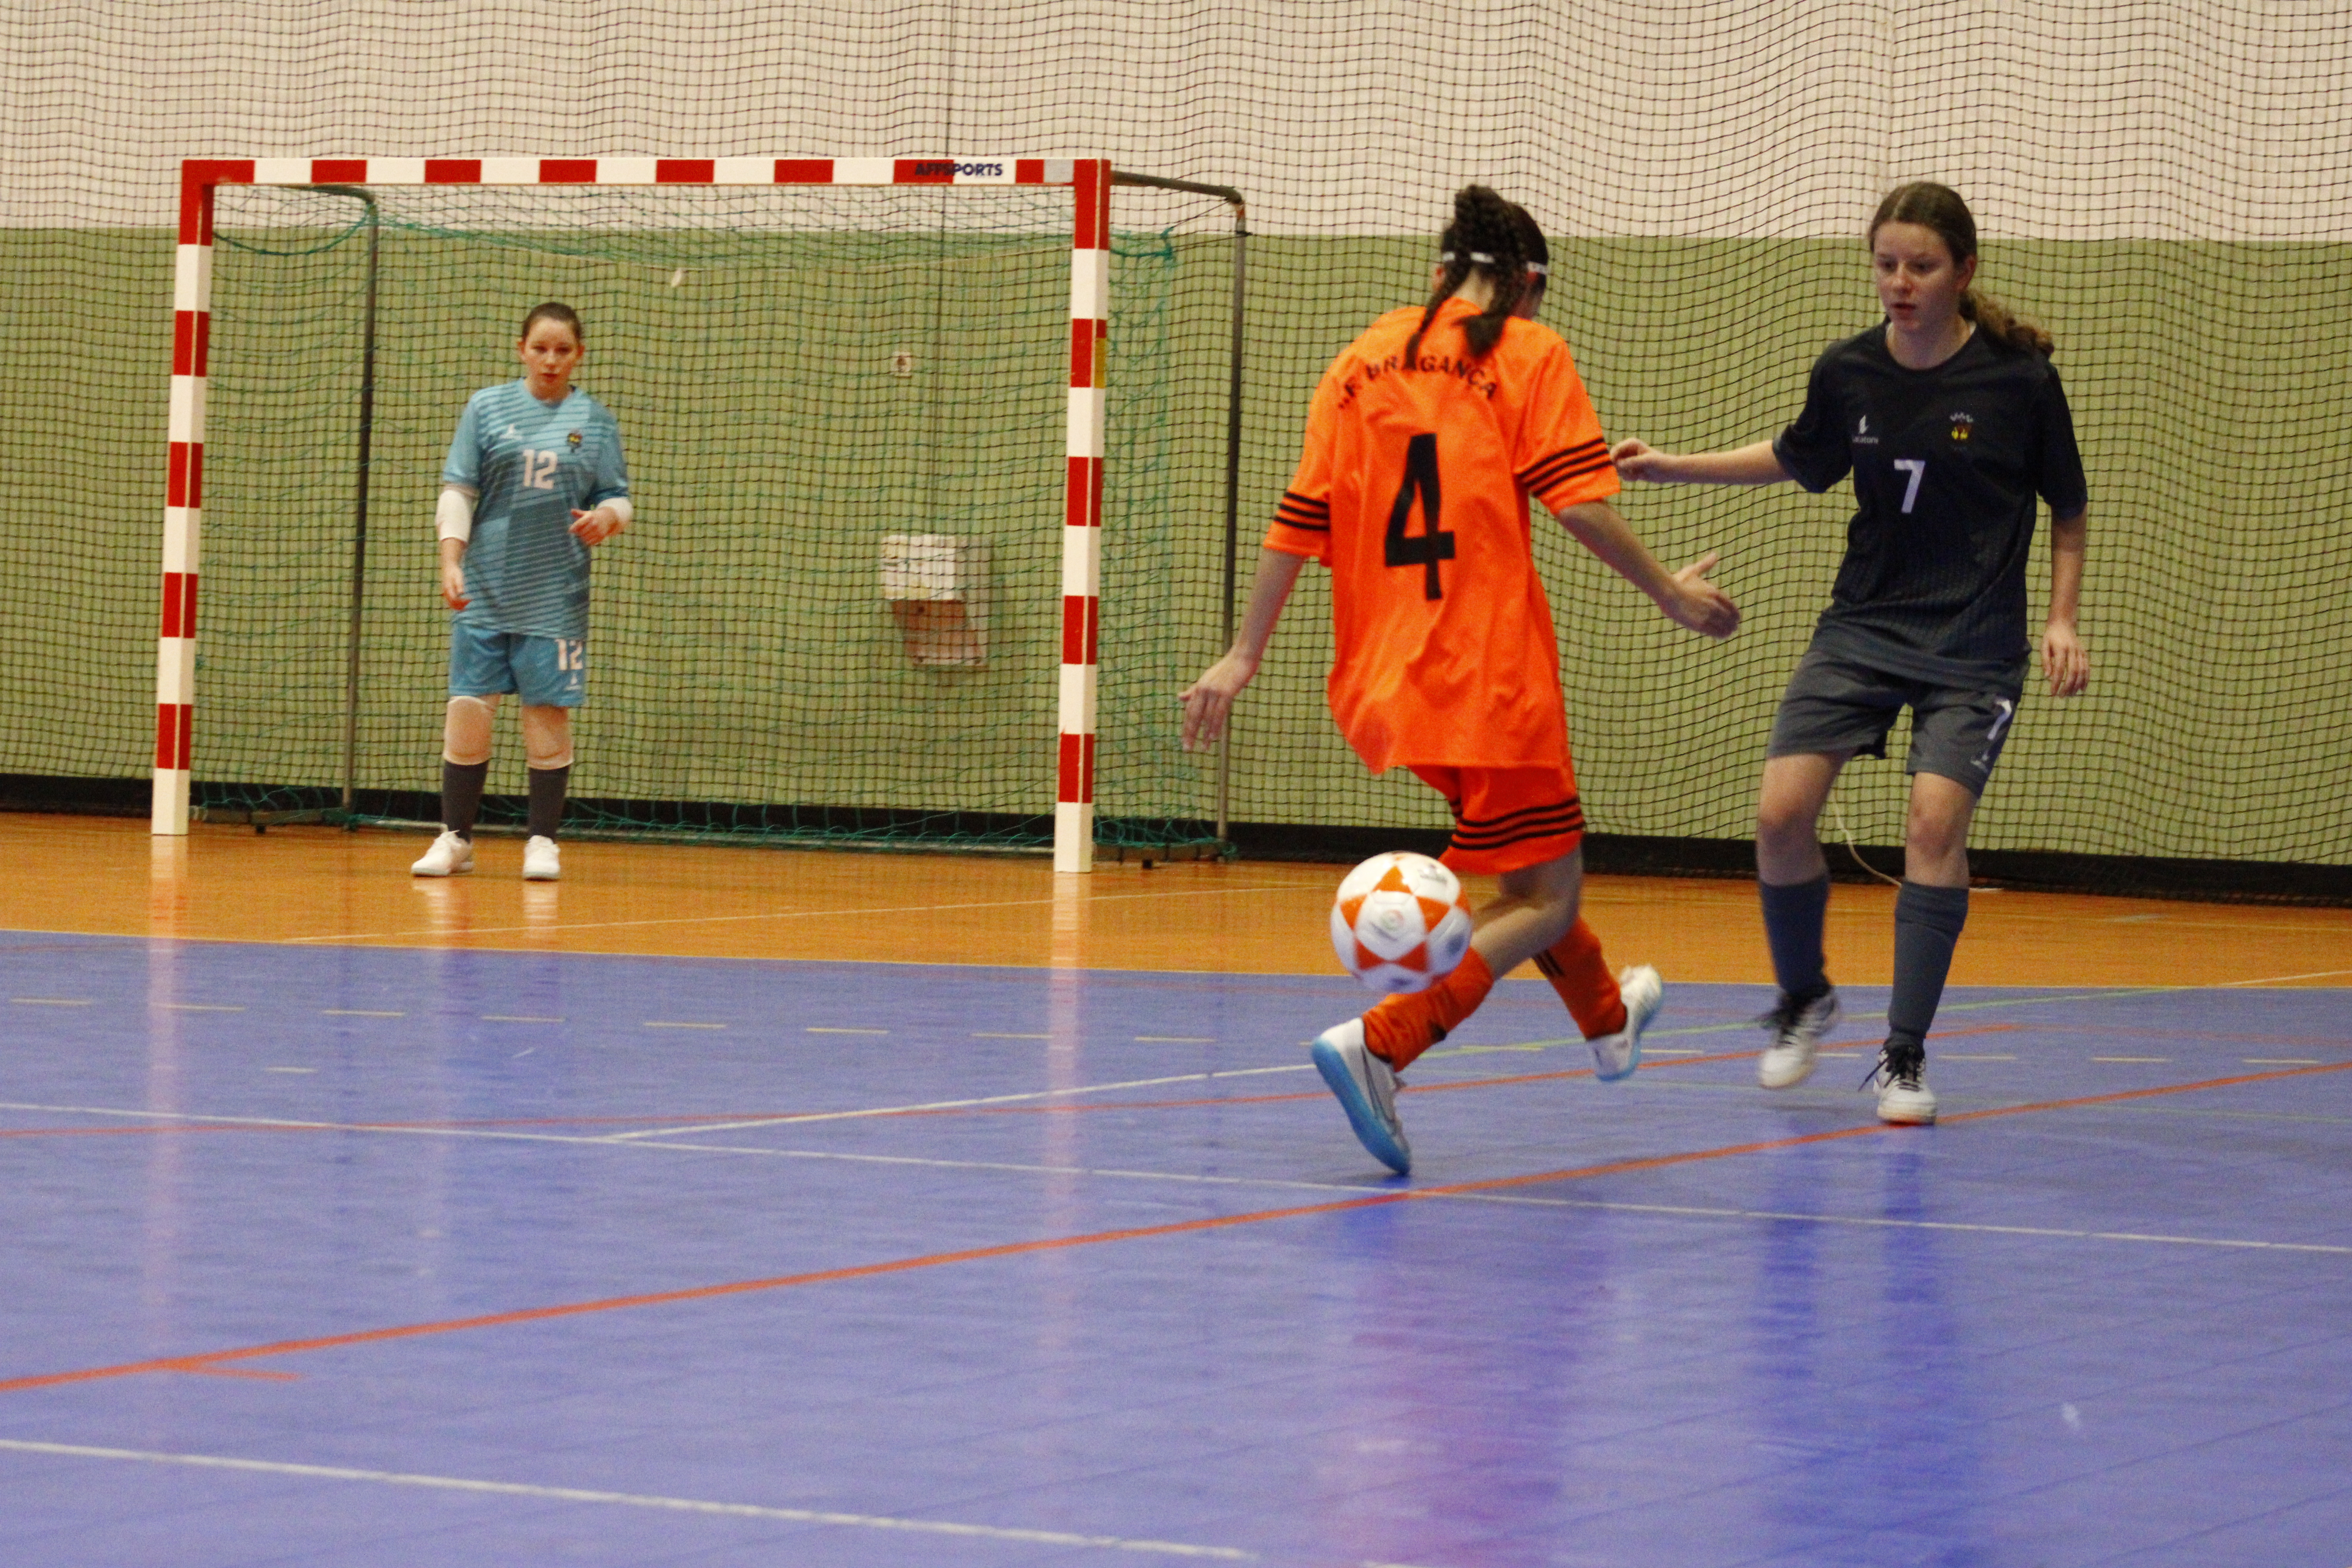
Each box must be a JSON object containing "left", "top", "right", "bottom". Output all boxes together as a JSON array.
[
  {"left": 410, "top": 829, "right": 474, "bottom": 878},
  {"left": 1871, "top": 1042, "right": 1938, "bottom": 1125},
  {"left": 522, "top": 835, "right": 561, "bottom": 882},
  {"left": 1590, "top": 964, "right": 1662, "bottom": 1082},
  {"left": 1308, "top": 1018, "right": 1411, "bottom": 1175},
  {"left": 1757, "top": 985, "right": 1842, "bottom": 1089}
]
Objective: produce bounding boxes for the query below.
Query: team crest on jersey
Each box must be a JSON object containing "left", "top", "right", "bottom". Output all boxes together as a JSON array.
[
  {"left": 566, "top": 430, "right": 583, "bottom": 448},
  {"left": 1949, "top": 412, "right": 1975, "bottom": 442}
]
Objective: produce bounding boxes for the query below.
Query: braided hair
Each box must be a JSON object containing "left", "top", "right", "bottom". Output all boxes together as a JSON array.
[
  {"left": 1403, "top": 185, "right": 1548, "bottom": 364},
  {"left": 1870, "top": 183, "right": 2053, "bottom": 355}
]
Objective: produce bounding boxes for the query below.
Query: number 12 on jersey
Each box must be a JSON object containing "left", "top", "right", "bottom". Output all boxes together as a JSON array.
[{"left": 1385, "top": 433, "right": 1455, "bottom": 600}]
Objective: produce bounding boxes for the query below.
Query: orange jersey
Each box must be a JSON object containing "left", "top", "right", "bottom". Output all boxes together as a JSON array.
[{"left": 1265, "top": 298, "right": 1619, "bottom": 771}]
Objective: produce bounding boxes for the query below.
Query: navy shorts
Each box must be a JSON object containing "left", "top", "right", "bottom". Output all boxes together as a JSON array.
[
  {"left": 1768, "top": 642, "right": 2020, "bottom": 793},
  {"left": 449, "top": 624, "right": 586, "bottom": 708}
]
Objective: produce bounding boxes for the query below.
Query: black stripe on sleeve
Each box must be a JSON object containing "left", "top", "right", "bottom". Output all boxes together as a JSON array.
[
  {"left": 1274, "top": 490, "right": 1332, "bottom": 531},
  {"left": 1518, "top": 439, "right": 1613, "bottom": 495}
]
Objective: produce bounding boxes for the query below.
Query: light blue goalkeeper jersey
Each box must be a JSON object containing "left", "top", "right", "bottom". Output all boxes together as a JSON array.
[{"left": 442, "top": 380, "right": 630, "bottom": 640}]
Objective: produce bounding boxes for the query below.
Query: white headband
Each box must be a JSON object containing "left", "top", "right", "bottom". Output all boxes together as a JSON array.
[{"left": 1441, "top": 250, "right": 1547, "bottom": 276}]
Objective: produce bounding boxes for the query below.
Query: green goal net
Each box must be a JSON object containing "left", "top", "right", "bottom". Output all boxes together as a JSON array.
[{"left": 193, "top": 178, "right": 1236, "bottom": 852}]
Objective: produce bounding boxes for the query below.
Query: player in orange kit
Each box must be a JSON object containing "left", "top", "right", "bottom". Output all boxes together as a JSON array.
[{"left": 1182, "top": 185, "right": 1739, "bottom": 1174}]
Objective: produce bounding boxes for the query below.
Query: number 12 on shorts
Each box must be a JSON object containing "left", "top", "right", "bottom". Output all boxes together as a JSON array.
[
  {"left": 1894, "top": 458, "right": 1926, "bottom": 514},
  {"left": 554, "top": 638, "right": 585, "bottom": 671}
]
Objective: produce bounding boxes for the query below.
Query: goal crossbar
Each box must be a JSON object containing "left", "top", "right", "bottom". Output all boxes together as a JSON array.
[{"left": 157, "top": 155, "right": 1114, "bottom": 871}]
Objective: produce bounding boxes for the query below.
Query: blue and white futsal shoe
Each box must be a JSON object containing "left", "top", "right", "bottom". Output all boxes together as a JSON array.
[
  {"left": 1310, "top": 1017, "right": 1412, "bottom": 1176},
  {"left": 1590, "top": 964, "right": 1663, "bottom": 1083}
]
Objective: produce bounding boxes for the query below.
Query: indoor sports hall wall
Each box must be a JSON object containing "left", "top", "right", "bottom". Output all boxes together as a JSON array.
[{"left": 1, "top": 2, "right": 2344, "bottom": 869}]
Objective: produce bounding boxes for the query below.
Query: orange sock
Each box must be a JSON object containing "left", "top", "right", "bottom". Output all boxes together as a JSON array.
[
  {"left": 1361, "top": 948, "right": 1495, "bottom": 1071},
  {"left": 1532, "top": 918, "right": 1627, "bottom": 1039}
]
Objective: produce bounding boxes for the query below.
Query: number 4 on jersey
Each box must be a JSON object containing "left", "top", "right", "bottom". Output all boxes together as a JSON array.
[{"left": 1385, "top": 432, "right": 1454, "bottom": 600}]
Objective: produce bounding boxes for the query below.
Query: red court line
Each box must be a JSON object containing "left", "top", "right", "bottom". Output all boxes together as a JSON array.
[{"left": 6, "top": 1057, "right": 2344, "bottom": 1399}]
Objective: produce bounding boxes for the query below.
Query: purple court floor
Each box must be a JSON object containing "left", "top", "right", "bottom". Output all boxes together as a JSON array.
[{"left": 2, "top": 931, "right": 2348, "bottom": 1566}]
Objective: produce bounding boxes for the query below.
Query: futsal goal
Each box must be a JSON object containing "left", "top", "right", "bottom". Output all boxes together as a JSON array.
[{"left": 154, "top": 156, "right": 1247, "bottom": 874}]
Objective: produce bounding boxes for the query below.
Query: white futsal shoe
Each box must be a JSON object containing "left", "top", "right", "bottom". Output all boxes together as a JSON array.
[
  {"left": 522, "top": 835, "right": 561, "bottom": 882},
  {"left": 1756, "top": 985, "right": 1842, "bottom": 1089},
  {"left": 1869, "top": 1040, "right": 1939, "bottom": 1125},
  {"left": 1590, "top": 964, "right": 1663, "bottom": 1082},
  {"left": 1309, "top": 1018, "right": 1411, "bottom": 1176},
  {"left": 410, "top": 829, "right": 474, "bottom": 878}
]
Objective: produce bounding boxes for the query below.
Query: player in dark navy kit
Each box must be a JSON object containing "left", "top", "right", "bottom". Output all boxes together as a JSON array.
[{"left": 1613, "top": 182, "right": 2089, "bottom": 1124}]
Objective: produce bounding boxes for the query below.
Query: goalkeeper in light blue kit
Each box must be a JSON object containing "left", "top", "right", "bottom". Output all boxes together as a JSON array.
[{"left": 411, "top": 301, "right": 632, "bottom": 882}]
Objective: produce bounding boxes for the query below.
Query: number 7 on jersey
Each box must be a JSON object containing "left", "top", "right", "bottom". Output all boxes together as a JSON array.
[{"left": 1894, "top": 458, "right": 1926, "bottom": 514}]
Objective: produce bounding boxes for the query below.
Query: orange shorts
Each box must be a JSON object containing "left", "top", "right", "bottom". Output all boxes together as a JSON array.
[{"left": 1408, "top": 760, "right": 1586, "bottom": 875}]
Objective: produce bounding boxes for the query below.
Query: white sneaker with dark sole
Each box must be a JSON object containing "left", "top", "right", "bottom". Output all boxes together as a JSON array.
[
  {"left": 1591, "top": 964, "right": 1663, "bottom": 1082},
  {"left": 410, "top": 829, "right": 474, "bottom": 878},
  {"left": 522, "top": 835, "right": 561, "bottom": 882},
  {"left": 1757, "top": 985, "right": 1842, "bottom": 1089},
  {"left": 1870, "top": 1043, "right": 1938, "bottom": 1125},
  {"left": 1309, "top": 1018, "right": 1411, "bottom": 1176}
]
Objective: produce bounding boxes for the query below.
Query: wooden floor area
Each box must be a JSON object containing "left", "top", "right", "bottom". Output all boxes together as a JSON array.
[{"left": 2, "top": 815, "right": 2344, "bottom": 988}]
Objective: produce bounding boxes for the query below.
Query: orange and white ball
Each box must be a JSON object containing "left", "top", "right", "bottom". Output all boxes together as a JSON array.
[{"left": 1330, "top": 851, "right": 1474, "bottom": 994}]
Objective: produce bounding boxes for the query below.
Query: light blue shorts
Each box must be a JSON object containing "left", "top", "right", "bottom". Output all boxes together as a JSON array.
[{"left": 449, "top": 624, "right": 587, "bottom": 708}]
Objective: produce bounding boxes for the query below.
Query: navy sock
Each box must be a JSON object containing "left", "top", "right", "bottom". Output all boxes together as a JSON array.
[
  {"left": 1758, "top": 874, "right": 1832, "bottom": 1001},
  {"left": 527, "top": 765, "right": 569, "bottom": 840},
  {"left": 1888, "top": 880, "right": 1970, "bottom": 1051},
  {"left": 441, "top": 760, "right": 488, "bottom": 839}
]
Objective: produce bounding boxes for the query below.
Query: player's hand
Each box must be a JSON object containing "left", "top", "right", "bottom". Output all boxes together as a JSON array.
[
  {"left": 2041, "top": 620, "right": 2089, "bottom": 697},
  {"left": 1611, "top": 438, "right": 1670, "bottom": 482},
  {"left": 440, "top": 559, "right": 469, "bottom": 610},
  {"left": 1180, "top": 652, "right": 1258, "bottom": 751},
  {"left": 1661, "top": 551, "right": 1739, "bottom": 639},
  {"left": 570, "top": 506, "right": 624, "bottom": 545}
]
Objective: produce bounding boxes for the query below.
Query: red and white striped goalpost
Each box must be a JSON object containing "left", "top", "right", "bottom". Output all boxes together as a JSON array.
[{"left": 156, "top": 155, "right": 1112, "bottom": 874}]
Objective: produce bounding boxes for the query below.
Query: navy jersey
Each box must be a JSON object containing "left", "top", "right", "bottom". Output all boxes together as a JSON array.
[
  {"left": 442, "top": 381, "right": 630, "bottom": 640},
  {"left": 1773, "top": 325, "right": 2086, "bottom": 686}
]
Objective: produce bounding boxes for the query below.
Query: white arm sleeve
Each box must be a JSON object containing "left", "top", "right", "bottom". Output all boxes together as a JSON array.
[
  {"left": 601, "top": 496, "right": 634, "bottom": 527},
  {"left": 437, "top": 484, "right": 477, "bottom": 543}
]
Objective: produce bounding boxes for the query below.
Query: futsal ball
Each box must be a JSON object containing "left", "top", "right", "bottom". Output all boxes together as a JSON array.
[{"left": 1330, "top": 851, "right": 1474, "bottom": 994}]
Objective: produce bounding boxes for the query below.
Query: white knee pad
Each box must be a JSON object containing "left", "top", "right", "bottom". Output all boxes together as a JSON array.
[
  {"left": 443, "top": 694, "right": 499, "bottom": 766},
  {"left": 521, "top": 704, "right": 574, "bottom": 771}
]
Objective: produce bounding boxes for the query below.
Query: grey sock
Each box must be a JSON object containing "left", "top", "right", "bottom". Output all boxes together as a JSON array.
[
  {"left": 441, "top": 760, "right": 488, "bottom": 839},
  {"left": 527, "top": 765, "right": 569, "bottom": 840},
  {"left": 1888, "top": 881, "right": 1970, "bottom": 1051},
  {"left": 1759, "top": 874, "right": 1832, "bottom": 1001}
]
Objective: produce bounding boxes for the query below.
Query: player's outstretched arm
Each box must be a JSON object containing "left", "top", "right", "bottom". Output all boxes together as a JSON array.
[
  {"left": 1555, "top": 501, "right": 1739, "bottom": 640},
  {"left": 2042, "top": 507, "right": 2089, "bottom": 697},
  {"left": 1611, "top": 438, "right": 1791, "bottom": 486},
  {"left": 1181, "top": 547, "right": 1307, "bottom": 751}
]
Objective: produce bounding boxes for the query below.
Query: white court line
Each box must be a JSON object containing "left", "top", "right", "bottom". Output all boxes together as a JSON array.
[
  {"left": 600, "top": 1063, "right": 1318, "bottom": 1141},
  {"left": 2, "top": 1097, "right": 2339, "bottom": 1258},
  {"left": 1447, "top": 1195, "right": 2352, "bottom": 1256},
  {"left": 281, "top": 880, "right": 1312, "bottom": 947},
  {"left": 0, "top": 1439, "right": 1252, "bottom": 1560}
]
